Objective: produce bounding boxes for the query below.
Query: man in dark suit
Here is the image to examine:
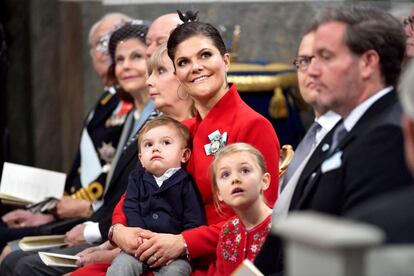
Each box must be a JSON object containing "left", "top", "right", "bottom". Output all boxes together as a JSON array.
[
  {"left": 255, "top": 6, "right": 413, "bottom": 274},
  {"left": 346, "top": 59, "right": 414, "bottom": 244},
  {"left": 274, "top": 30, "right": 340, "bottom": 219}
]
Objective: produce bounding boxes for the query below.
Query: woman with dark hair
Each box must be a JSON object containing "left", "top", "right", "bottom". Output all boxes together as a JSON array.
[
  {"left": 107, "top": 22, "right": 153, "bottom": 124},
  {"left": 110, "top": 15, "right": 280, "bottom": 275}
]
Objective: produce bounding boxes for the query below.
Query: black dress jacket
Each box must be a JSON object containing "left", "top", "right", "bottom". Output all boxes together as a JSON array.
[{"left": 255, "top": 90, "right": 413, "bottom": 275}]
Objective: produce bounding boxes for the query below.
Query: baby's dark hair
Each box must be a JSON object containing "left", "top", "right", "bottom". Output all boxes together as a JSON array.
[{"left": 137, "top": 115, "right": 190, "bottom": 149}]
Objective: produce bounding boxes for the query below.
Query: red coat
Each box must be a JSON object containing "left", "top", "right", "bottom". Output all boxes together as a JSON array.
[
  {"left": 73, "top": 84, "right": 280, "bottom": 276},
  {"left": 212, "top": 215, "right": 272, "bottom": 275}
]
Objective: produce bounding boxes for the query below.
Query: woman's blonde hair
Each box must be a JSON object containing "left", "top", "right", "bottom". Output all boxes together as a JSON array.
[
  {"left": 147, "top": 42, "right": 168, "bottom": 75},
  {"left": 210, "top": 143, "right": 267, "bottom": 215},
  {"left": 147, "top": 42, "right": 197, "bottom": 117}
]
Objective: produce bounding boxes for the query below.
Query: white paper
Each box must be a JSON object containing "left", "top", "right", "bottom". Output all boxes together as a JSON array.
[
  {"left": 0, "top": 162, "right": 66, "bottom": 204},
  {"left": 38, "top": 252, "right": 80, "bottom": 267},
  {"left": 19, "top": 235, "right": 66, "bottom": 251},
  {"left": 231, "top": 259, "right": 264, "bottom": 276}
]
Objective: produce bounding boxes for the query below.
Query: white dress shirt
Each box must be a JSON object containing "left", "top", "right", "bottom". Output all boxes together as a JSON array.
[
  {"left": 273, "top": 111, "right": 341, "bottom": 219},
  {"left": 343, "top": 86, "right": 393, "bottom": 132}
]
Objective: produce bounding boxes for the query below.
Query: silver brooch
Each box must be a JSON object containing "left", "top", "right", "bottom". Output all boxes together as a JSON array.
[{"left": 204, "top": 130, "right": 227, "bottom": 156}]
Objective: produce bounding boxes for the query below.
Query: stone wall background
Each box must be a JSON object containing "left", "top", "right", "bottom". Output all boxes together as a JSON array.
[{"left": 0, "top": 0, "right": 411, "bottom": 172}]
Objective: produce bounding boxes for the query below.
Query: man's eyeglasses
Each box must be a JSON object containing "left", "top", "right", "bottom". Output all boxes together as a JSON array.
[
  {"left": 293, "top": 55, "right": 314, "bottom": 71},
  {"left": 403, "top": 16, "right": 414, "bottom": 32},
  {"left": 94, "top": 33, "right": 110, "bottom": 55}
]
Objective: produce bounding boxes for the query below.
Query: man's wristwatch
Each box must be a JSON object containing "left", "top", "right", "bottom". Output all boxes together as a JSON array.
[{"left": 108, "top": 223, "right": 120, "bottom": 246}]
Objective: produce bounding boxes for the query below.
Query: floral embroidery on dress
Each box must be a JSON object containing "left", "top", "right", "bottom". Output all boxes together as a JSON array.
[
  {"left": 220, "top": 217, "right": 271, "bottom": 263},
  {"left": 221, "top": 218, "right": 241, "bottom": 263},
  {"left": 249, "top": 222, "right": 271, "bottom": 259}
]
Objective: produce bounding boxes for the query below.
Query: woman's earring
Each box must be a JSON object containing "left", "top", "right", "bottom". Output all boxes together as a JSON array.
[{"left": 177, "top": 84, "right": 189, "bottom": 100}]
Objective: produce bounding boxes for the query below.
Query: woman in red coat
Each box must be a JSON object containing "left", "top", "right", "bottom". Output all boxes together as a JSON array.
[{"left": 107, "top": 15, "right": 280, "bottom": 276}]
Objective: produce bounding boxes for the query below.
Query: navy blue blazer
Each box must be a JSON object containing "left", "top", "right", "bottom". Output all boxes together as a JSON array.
[{"left": 123, "top": 167, "right": 205, "bottom": 234}]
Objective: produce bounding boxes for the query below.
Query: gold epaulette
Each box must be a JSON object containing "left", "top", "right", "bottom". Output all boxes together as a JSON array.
[
  {"left": 100, "top": 93, "right": 113, "bottom": 105},
  {"left": 71, "top": 182, "right": 104, "bottom": 203}
]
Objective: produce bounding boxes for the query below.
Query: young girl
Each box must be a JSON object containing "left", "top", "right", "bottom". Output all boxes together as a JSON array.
[{"left": 210, "top": 143, "right": 272, "bottom": 275}]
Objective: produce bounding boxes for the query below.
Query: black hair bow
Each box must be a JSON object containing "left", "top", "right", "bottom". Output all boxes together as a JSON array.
[{"left": 177, "top": 10, "right": 199, "bottom": 23}]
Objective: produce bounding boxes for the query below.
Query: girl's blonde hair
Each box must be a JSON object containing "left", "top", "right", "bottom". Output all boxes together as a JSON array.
[{"left": 210, "top": 143, "right": 267, "bottom": 215}]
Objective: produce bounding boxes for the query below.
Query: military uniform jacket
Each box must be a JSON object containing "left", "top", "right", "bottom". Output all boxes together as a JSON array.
[{"left": 65, "top": 90, "right": 126, "bottom": 200}]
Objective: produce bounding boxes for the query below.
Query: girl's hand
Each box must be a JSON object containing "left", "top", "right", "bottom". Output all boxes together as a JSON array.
[{"left": 135, "top": 233, "right": 186, "bottom": 268}]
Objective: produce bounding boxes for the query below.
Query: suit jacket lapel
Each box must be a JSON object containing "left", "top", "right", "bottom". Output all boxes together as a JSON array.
[
  {"left": 315, "top": 91, "right": 398, "bottom": 163},
  {"left": 105, "top": 111, "right": 134, "bottom": 189},
  {"left": 107, "top": 140, "right": 138, "bottom": 194},
  {"left": 290, "top": 90, "right": 398, "bottom": 211},
  {"left": 347, "top": 91, "right": 398, "bottom": 136},
  {"left": 104, "top": 102, "right": 157, "bottom": 195},
  {"left": 289, "top": 127, "right": 336, "bottom": 210}
]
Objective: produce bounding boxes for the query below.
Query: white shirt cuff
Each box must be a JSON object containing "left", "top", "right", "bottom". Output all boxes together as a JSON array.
[{"left": 83, "top": 221, "right": 102, "bottom": 244}]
